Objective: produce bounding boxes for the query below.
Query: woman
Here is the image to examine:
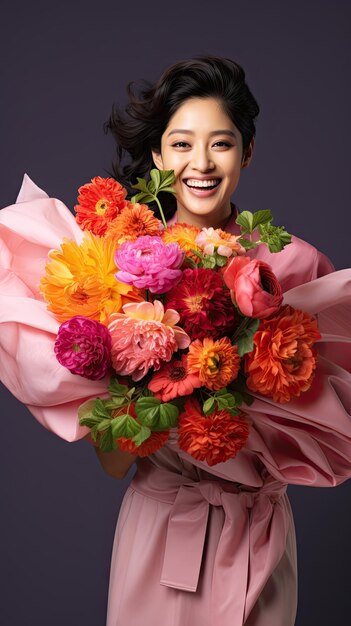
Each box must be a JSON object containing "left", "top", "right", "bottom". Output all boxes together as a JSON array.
[
  {"left": 91, "top": 57, "right": 350, "bottom": 625},
  {"left": 0, "top": 56, "right": 350, "bottom": 625}
]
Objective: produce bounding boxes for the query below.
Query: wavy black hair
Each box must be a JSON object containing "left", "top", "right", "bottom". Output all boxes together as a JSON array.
[{"left": 104, "top": 55, "right": 260, "bottom": 219}]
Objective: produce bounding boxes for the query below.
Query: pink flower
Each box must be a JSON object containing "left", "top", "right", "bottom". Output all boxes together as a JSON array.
[
  {"left": 223, "top": 256, "right": 283, "bottom": 319},
  {"left": 108, "top": 300, "right": 190, "bottom": 381},
  {"left": 148, "top": 354, "right": 201, "bottom": 402},
  {"left": 114, "top": 235, "right": 184, "bottom": 294},
  {"left": 54, "top": 316, "right": 112, "bottom": 379},
  {"left": 196, "top": 227, "right": 245, "bottom": 257}
]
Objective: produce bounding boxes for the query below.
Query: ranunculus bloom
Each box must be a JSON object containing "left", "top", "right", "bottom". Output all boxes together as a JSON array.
[
  {"left": 178, "top": 397, "right": 250, "bottom": 466},
  {"left": 165, "top": 268, "right": 237, "bottom": 340},
  {"left": 108, "top": 300, "right": 190, "bottom": 381},
  {"left": 187, "top": 337, "right": 241, "bottom": 390},
  {"left": 40, "top": 231, "right": 142, "bottom": 324},
  {"left": 54, "top": 316, "right": 112, "bottom": 379},
  {"left": 74, "top": 176, "right": 128, "bottom": 235},
  {"left": 115, "top": 235, "right": 184, "bottom": 294},
  {"left": 196, "top": 227, "right": 245, "bottom": 257},
  {"left": 244, "top": 305, "right": 321, "bottom": 403},
  {"left": 148, "top": 354, "right": 201, "bottom": 401},
  {"left": 223, "top": 256, "right": 283, "bottom": 319}
]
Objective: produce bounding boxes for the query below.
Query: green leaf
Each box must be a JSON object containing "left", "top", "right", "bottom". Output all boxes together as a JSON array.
[
  {"left": 111, "top": 413, "right": 141, "bottom": 438},
  {"left": 96, "top": 418, "right": 113, "bottom": 432},
  {"left": 100, "top": 427, "right": 116, "bottom": 452},
  {"left": 215, "top": 254, "right": 228, "bottom": 267},
  {"left": 150, "top": 169, "right": 161, "bottom": 192},
  {"left": 235, "top": 318, "right": 260, "bottom": 357},
  {"left": 108, "top": 379, "right": 129, "bottom": 397},
  {"left": 158, "top": 169, "right": 176, "bottom": 190},
  {"left": 78, "top": 399, "right": 98, "bottom": 427},
  {"left": 104, "top": 397, "right": 127, "bottom": 410},
  {"left": 131, "top": 177, "right": 149, "bottom": 193},
  {"left": 132, "top": 425, "right": 152, "bottom": 446},
  {"left": 258, "top": 223, "right": 292, "bottom": 253},
  {"left": 159, "top": 186, "right": 177, "bottom": 195},
  {"left": 235, "top": 210, "right": 254, "bottom": 234},
  {"left": 131, "top": 192, "right": 156, "bottom": 205},
  {"left": 93, "top": 398, "right": 111, "bottom": 420},
  {"left": 158, "top": 403, "right": 179, "bottom": 428},
  {"left": 215, "top": 392, "right": 236, "bottom": 410},
  {"left": 203, "top": 397, "right": 215, "bottom": 415},
  {"left": 252, "top": 209, "right": 272, "bottom": 230},
  {"left": 135, "top": 396, "right": 161, "bottom": 428},
  {"left": 237, "top": 237, "right": 257, "bottom": 250}
]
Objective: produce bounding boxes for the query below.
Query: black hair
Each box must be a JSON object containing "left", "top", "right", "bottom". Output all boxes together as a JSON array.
[{"left": 104, "top": 55, "right": 260, "bottom": 220}]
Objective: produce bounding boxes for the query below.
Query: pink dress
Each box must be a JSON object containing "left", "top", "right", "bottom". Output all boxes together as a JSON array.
[{"left": 1, "top": 177, "right": 351, "bottom": 626}]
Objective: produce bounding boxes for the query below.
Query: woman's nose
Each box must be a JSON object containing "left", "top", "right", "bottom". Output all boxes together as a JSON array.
[{"left": 190, "top": 146, "right": 215, "bottom": 171}]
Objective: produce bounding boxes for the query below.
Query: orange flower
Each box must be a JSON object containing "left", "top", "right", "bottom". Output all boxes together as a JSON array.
[
  {"left": 187, "top": 337, "right": 241, "bottom": 390},
  {"left": 178, "top": 397, "right": 250, "bottom": 466},
  {"left": 244, "top": 305, "right": 321, "bottom": 403},
  {"left": 74, "top": 176, "right": 128, "bottom": 235},
  {"left": 162, "top": 223, "right": 202, "bottom": 263},
  {"left": 106, "top": 202, "right": 162, "bottom": 245},
  {"left": 40, "top": 231, "right": 142, "bottom": 324}
]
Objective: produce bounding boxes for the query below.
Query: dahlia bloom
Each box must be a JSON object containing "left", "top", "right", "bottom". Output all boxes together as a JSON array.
[
  {"left": 148, "top": 354, "right": 201, "bottom": 402},
  {"left": 108, "top": 300, "right": 190, "bottom": 381},
  {"left": 54, "top": 316, "right": 112, "bottom": 380},
  {"left": 244, "top": 305, "right": 321, "bottom": 402},
  {"left": 223, "top": 256, "right": 283, "bottom": 319},
  {"left": 165, "top": 268, "right": 237, "bottom": 340},
  {"left": 115, "top": 235, "right": 184, "bottom": 294},
  {"left": 74, "top": 176, "right": 128, "bottom": 235},
  {"left": 40, "top": 231, "right": 141, "bottom": 324},
  {"left": 187, "top": 337, "right": 241, "bottom": 390},
  {"left": 106, "top": 202, "right": 162, "bottom": 245},
  {"left": 196, "top": 227, "right": 244, "bottom": 257},
  {"left": 162, "top": 223, "right": 202, "bottom": 263},
  {"left": 178, "top": 397, "right": 250, "bottom": 466}
]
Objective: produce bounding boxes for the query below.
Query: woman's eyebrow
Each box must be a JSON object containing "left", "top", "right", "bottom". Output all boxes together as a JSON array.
[{"left": 167, "top": 129, "right": 237, "bottom": 138}]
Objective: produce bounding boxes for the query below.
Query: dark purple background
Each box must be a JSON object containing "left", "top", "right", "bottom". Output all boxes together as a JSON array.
[{"left": 1, "top": 2, "right": 350, "bottom": 625}]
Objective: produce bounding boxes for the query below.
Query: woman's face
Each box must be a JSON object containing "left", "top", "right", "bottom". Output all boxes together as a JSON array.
[{"left": 152, "top": 97, "right": 253, "bottom": 229}]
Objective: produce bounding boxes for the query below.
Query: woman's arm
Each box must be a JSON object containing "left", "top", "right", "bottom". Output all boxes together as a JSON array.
[{"left": 84, "top": 433, "right": 139, "bottom": 479}]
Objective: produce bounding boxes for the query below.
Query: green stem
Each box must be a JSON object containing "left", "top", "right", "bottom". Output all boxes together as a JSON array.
[
  {"left": 154, "top": 196, "right": 167, "bottom": 229},
  {"left": 231, "top": 316, "right": 250, "bottom": 343}
]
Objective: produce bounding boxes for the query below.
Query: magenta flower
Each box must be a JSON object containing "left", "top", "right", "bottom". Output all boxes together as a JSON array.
[
  {"left": 114, "top": 235, "right": 184, "bottom": 294},
  {"left": 54, "top": 316, "right": 112, "bottom": 380}
]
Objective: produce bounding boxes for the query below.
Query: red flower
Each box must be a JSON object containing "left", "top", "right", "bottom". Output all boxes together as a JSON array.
[
  {"left": 116, "top": 430, "right": 170, "bottom": 457},
  {"left": 223, "top": 256, "right": 283, "bottom": 318},
  {"left": 165, "top": 268, "right": 237, "bottom": 340},
  {"left": 74, "top": 176, "right": 128, "bottom": 235},
  {"left": 178, "top": 397, "right": 250, "bottom": 466}
]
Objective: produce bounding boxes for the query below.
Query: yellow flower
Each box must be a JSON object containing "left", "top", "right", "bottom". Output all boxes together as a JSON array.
[
  {"left": 162, "top": 223, "right": 202, "bottom": 263},
  {"left": 40, "top": 231, "right": 142, "bottom": 324}
]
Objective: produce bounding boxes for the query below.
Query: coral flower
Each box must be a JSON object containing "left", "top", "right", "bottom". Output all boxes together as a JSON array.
[
  {"left": 115, "top": 235, "right": 184, "bottom": 294},
  {"left": 106, "top": 202, "right": 162, "bottom": 244},
  {"left": 178, "top": 397, "right": 250, "bottom": 466},
  {"left": 196, "top": 227, "right": 245, "bottom": 257},
  {"left": 162, "top": 223, "right": 202, "bottom": 263},
  {"left": 187, "top": 337, "right": 241, "bottom": 390},
  {"left": 54, "top": 316, "right": 112, "bottom": 379},
  {"left": 40, "top": 231, "right": 141, "bottom": 324},
  {"left": 244, "top": 305, "right": 321, "bottom": 403},
  {"left": 108, "top": 300, "right": 190, "bottom": 381},
  {"left": 165, "top": 268, "right": 237, "bottom": 340},
  {"left": 148, "top": 354, "right": 201, "bottom": 402},
  {"left": 74, "top": 176, "right": 128, "bottom": 235}
]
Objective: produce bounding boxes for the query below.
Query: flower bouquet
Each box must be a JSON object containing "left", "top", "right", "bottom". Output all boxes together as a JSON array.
[{"left": 39, "top": 171, "right": 321, "bottom": 466}]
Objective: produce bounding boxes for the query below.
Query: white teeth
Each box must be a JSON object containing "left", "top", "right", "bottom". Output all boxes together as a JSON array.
[{"left": 185, "top": 179, "right": 221, "bottom": 188}]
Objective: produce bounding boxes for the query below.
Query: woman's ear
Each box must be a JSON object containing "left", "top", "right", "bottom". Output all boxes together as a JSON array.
[
  {"left": 241, "top": 138, "right": 255, "bottom": 169},
  {"left": 151, "top": 149, "right": 164, "bottom": 171}
]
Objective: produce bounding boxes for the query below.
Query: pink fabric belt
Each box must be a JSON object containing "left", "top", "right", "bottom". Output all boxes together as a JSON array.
[{"left": 131, "top": 458, "right": 290, "bottom": 625}]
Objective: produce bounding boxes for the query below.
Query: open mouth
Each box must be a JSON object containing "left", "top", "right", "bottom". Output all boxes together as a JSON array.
[{"left": 183, "top": 178, "right": 222, "bottom": 190}]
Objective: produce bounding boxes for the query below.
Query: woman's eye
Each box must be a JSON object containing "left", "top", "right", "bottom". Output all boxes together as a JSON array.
[
  {"left": 172, "top": 141, "right": 190, "bottom": 148},
  {"left": 213, "top": 141, "right": 232, "bottom": 148}
]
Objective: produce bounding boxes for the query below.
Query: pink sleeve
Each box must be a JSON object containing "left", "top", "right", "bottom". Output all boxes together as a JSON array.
[{"left": 0, "top": 175, "right": 110, "bottom": 443}]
